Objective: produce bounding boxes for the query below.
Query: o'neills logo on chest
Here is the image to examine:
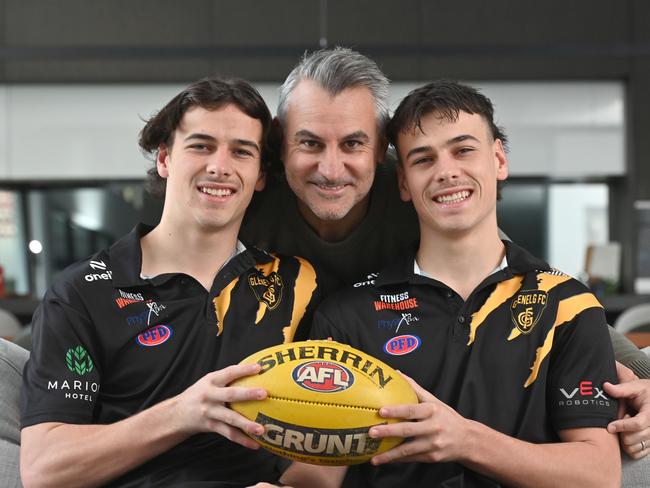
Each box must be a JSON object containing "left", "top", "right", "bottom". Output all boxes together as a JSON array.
[
  {"left": 374, "top": 292, "right": 418, "bottom": 311},
  {"left": 248, "top": 271, "right": 283, "bottom": 310},
  {"left": 511, "top": 290, "right": 548, "bottom": 334}
]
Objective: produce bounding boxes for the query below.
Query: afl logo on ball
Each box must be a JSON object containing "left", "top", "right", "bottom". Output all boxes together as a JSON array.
[
  {"left": 384, "top": 334, "right": 421, "bottom": 356},
  {"left": 292, "top": 361, "right": 355, "bottom": 393},
  {"left": 136, "top": 325, "right": 172, "bottom": 347}
]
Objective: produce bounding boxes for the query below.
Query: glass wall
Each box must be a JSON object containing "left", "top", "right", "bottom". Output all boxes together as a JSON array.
[{"left": 0, "top": 81, "right": 625, "bottom": 299}]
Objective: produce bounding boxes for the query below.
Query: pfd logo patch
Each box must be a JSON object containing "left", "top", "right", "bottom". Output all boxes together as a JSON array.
[
  {"left": 136, "top": 325, "right": 173, "bottom": 347},
  {"left": 511, "top": 290, "right": 547, "bottom": 334},
  {"left": 383, "top": 335, "right": 421, "bottom": 356},
  {"left": 248, "top": 271, "right": 283, "bottom": 310},
  {"left": 292, "top": 361, "right": 355, "bottom": 393}
]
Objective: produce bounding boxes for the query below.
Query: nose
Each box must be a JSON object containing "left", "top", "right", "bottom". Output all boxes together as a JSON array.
[
  {"left": 206, "top": 147, "right": 233, "bottom": 177},
  {"left": 317, "top": 147, "right": 345, "bottom": 182},
  {"left": 435, "top": 156, "right": 460, "bottom": 183}
]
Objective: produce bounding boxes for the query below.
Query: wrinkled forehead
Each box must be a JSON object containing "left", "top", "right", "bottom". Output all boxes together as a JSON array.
[{"left": 286, "top": 80, "right": 379, "bottom": 121}]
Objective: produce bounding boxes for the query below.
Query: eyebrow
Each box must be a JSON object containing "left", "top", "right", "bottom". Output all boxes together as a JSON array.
[
  {"left": 184, "top": 133, "right": 260, "bottom": 152},
  {"left": 293, "top": 129, "right": 322, "bottom": 141},
  {"left": 184, "top": 133, "right": 216, "bottom": 142},
  {"left": 293, "top": 129, "right": 370, "bottom": 143},
  {"left": 343, "top": 130, "right": 370, "bottom": 142},
  {"left": 233, "top": 139, "right": 261, "bottom": 153},
  {"left": 404, "top": 134, "right": 480, "bottom": 160}
]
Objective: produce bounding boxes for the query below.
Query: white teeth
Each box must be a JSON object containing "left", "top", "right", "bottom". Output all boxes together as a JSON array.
[
  {"left": 201, "top": 187, "right": 233, "bottom": 197},
  {"left": 435, "top": 190, "right": 470, "bottom": 204}
]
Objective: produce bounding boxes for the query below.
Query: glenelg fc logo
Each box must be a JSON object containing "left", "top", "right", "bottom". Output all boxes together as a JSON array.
[
  {"left": 511, "top": 290, "right": 548, "bottom": 334},
  {"left": 248, "top": 271, "right": 283, "bottom": 310}
]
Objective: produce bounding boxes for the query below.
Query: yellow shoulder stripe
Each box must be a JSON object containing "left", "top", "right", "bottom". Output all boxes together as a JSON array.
[
  {"left": 213, "top": 277, "right": 240, "bottom": 336},
  {"left": 282, "top": 256, "right": 317, "bottom": 343},
  {"left": 523, "top": 293, "right": 602, "bottom": 387},
  {"left": 469, "top": 276, "right": 523, "bottom": 345}
]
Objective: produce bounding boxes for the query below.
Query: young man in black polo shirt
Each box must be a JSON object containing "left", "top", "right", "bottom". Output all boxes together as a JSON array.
[
  {"left": 265, "top": 81, "right": 621, "bottom": 487},
  {"left": 20, "top": 78, "right": 319, "bottom": 487}
]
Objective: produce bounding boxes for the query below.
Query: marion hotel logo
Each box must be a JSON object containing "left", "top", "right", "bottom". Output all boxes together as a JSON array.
[{"left": 47, "top": 345, "right": 99, "bottom": 402}]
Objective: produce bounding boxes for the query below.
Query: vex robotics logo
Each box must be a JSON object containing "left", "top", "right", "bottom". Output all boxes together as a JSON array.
[
  {"left": 558, "top": 381, "right": 611, "bottom": 407},
  {"left": 248, "top": 271, "right": 283, "bottom": 310},
  {"left": 510, "top": 290, "right": 547, "bottom": 334},
  {"left": 292, "top": 361, "right": 354, "bottom": 393},
  {"left": 66, "top": 346, "right": 94, "bottom": 376}
]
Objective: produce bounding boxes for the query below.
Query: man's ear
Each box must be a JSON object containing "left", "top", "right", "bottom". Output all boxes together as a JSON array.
[
  {"left": 494, "top": 139, "right": 508, "bottom": 181},
  {"left": 396, "top": 162, "right": 412, "bottom": 202},
  {"left": 156, "top": 145, "right": 170, "bottom": 178}
]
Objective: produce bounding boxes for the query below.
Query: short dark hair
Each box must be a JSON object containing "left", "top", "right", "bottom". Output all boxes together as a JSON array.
[
  {"left": 387, "top": 79, "right": 508, "bottom": 153},
  {"left": 387, "top": 80, "right": 507, "bottom": 199},
  {"left": 139, "top": 77, "right": 272, "bottom": 198}
]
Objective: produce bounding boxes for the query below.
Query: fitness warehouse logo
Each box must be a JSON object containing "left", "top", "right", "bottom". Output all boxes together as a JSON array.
[
  {"left": 558, "top": 381, "right": 611, "bottom": 408},
  {"left": 115, "top": 289, "right": 146, "bottom": 309},
  {"left": 374, "top": 291, "right": 418, "bottom": 311},
  {"left": 46, "top": 345, "right": 99, "bottom": 403}
]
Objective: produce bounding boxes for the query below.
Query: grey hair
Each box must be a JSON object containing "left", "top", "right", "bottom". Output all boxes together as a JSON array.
[{"left": 277, "top": 47, "right": 390, "bottom": 132}]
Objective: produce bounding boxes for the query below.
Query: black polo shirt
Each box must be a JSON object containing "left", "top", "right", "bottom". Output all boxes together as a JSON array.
[
  {"left": 310, "top": 241, "right": 617, "bottom": 488},
  {"left": 22, "top": 224, "right": 320, "bottom": 487}
]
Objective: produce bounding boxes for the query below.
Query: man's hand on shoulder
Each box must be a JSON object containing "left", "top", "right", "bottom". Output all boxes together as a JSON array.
[{"left": 605, "top": 361, "right": 650, "bottom": 459}]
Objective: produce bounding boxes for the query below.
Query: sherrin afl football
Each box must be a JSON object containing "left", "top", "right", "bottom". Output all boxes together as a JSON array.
[{"left": 229, "top": 340, "right": 417, "bottom": 466}]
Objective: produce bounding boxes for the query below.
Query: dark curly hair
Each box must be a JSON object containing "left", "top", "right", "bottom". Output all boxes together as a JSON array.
[{"left": 139, "top": 77, "right": 273, "bottom": 198}]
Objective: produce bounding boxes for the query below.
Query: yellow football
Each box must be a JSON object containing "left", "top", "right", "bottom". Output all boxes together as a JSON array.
[{"left": 229, "top": 340, "right": 417, "bottom": 466}]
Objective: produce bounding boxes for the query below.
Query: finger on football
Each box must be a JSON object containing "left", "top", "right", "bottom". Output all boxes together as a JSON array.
[
  {"left": 369, "top": 418, "right": 425, "bottom": 439},
  {"left": 219, "top": 363, "right": 262, "bottom": 385},
  {"left": 213, "top": 385, "right": 267, "bottom": 403},
  {"left": 378, "top": 402, "right": 429, "bottom": 421},
  {"left": 208, "top": 405, "right": 265, "bottom": 436},
  {"left": 370, "top": 438, "right": 428, "bottom": 465},
  {"left": 213, "top": 422, "right": 261, "bottom": 449}
]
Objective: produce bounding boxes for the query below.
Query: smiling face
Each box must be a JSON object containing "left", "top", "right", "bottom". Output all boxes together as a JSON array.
[
  {"left": 281, "top": 80, "right": 385, "bottom": 239},
  {"left": 396, "top": 110, "right": 508, "bottom": 238},
  {"left": 157, "top": 104, "right": 265, "bottom": 235}
]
